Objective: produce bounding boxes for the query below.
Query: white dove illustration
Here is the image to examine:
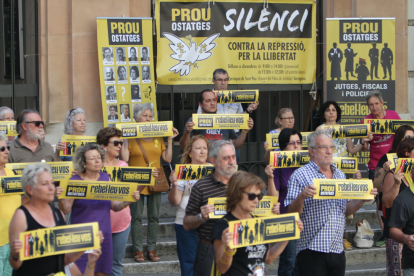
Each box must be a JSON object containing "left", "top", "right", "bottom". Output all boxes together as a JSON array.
[{"left": 163, "top": 32, "right": 220, "bottom": 76}]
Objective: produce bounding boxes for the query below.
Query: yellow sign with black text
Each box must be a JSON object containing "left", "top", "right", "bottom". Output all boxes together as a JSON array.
[
  {"left": 0, "top": 176, "right": 23, "bottom": 196},
  {"left": 387, "top": 153, "right": 398, "bottom": 170},
  {"left": 313, "top": 179, "right": 374, "bottom": 200},
  {"left": 100, "top": 166, "right": 154, "bottom": 185},
  {"left": 394, "top": 158, "right": 414, "bottom": 174},
  {"left": 60, "top": 135, "right": 96, "bottom": 157},
  {"left": 0, "top": 121, "right": 17, "bottom": 136},
  {"left": 332, "top": 157, "right": 358, "bottom": 173},
  {"left": 215, "top": 90, "right": 259, "bottom": 104},
  {"left": 193, "top": 114, "right": 249, "bottom": 130},
  {"left": 365, "top": 119, "right": 413, "bottom": 134},
  {"left": 19, "top": 222, "right": 100, "bottom": 261},
  {"left": 174, "top": 164, "right": 215, "bottom": 180},
  {"left": 116, "top": 121, "right": 173, "bottom": 139},
  {"left": 228, "top": 213, "right": 300, "bottom": 249},
  {"left": 6, "top": 162, "right": 73, "bottom": 181},
  {"left": 320, "top": 124, "right": 369, "bottom": 138},
  {"left": 270, "top": 150, "right": 309, "bottom": 168},
  {"left": 266, "top": 132, "right": 311, "bottom": 149}
]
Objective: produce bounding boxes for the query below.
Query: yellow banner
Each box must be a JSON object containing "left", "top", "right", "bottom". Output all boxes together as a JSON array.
[
  {"left": 395, "top": 158, "right": 414, "bottom": 174},
  {"left": 332, "top": 157, "right": 358, "bottom": 173},
  {"left": 97, "top": 18, "right": 158, "bottom": 127},
  {"left": 192, "top": 114, "right": 249, "bottom": 130},
  {"left": 215, "top": 90, "right": 259, "bottom": 104},
  {"left": 60, "top": 135, "right": 96, "bottom": 157},
  {"left": 6, "top": 162, "right": 73, "bottom": 181},
  {"left": 320, "top": 124, "right": 369, "bottom": 138},
  {"left": 266, "top": 132, "right": 311, "bottom": 149},
  {"left": 0, "top": 176, "right": 23, "bottom": 196},
  {"left": 100, "top": 166, "right": 154, "bottom": 185},
  {"left": 270, "top": 150, "right": 309, "bottom": 168},
  {"left": 116, "top": 121, "right": 174, "bottom": 139},
  {"left": 156, "top": 0, "right": 316, "bottom": 84},
  {"left": 365, "top": 119, "right": 414, "bottom": 134},
  {"left": 387, "top": 153, "right": 398, "bottom": 170},
  {"left": 313, "top": 179, "right": 374, "bottom": 200},
  {"left": 208, "top": 196, "right": 279, "bottom": 219},
  {"left": 59, "top": 180, "right": 140, "bottom": 201},
  {"left": 0, "top": 121, "right": 17, "bottom": 136},
  {"left": 19, "top": 222, "right": 100, "bottom": 261},
  {"left": 227, "top": 213, "right": 300, "bottom": 249},
  {"left": 174, "top": 164, "right": 214, "bottom": 180}
]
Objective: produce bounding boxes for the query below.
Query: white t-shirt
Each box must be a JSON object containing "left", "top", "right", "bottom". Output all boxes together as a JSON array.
[{"left": 175, "top": 179, "right": 198, "bottom": 225}]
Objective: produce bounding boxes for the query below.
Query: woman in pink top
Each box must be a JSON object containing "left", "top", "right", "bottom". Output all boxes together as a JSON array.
[{"left": 97, "top": 127, "right": 131, "bottom": 276}]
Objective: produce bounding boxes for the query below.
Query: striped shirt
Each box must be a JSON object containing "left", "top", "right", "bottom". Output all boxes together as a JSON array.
[{"left": 185, "top": 169, "right": 227, "bottom": 241}]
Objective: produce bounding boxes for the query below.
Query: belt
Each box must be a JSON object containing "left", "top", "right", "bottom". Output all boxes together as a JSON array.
[{"left": 199, "top": 238, "right": 212, "bottom": 245}]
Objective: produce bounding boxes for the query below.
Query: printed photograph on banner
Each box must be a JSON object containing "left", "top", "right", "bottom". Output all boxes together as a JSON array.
[
  {"left": 140, "top": 47, "right": 150, "bottom": 63},
  {"left": 320, "top": 124, "right": 369, "bottom": 138},
  {"left": 60, "top": 135, "right": 96, "bottom": 157},
  {"left": 130, "top": 66, "right": 140, "bottom": 83},
  {"left": 119, "top": 104, "right": 131, "bottom": 122},
  {"left": 0, "top": 176, "right": 23, "bottom": 196},
  {"left": 128, "top": 47, "right": 139, "bottom": 63},
  {"left": 395, "top": 158, "right": 414, "bottom": 174},
  {"left": 19, "top": 222, "right": 100, "bottom": 261},
  {"left": 215, "top": 90, "right": 259, "bottom": 104},
  {"left": 102, "top": 47, "right": 114, "bottom": 65},
  {"left": 131, "top": 85, "right": 141, "bottom": 102},
  {"left": 326, "top": 18, "right": 395, "bottom": 124},
  {"left": 107, "top": 105, "right": 119, "bottom": 122},
  {"left": 115, "top": 47, "right": 127, "bottom": 65},
  {"left": 266, "top": 132, "right": 311, "bottom": 149},
  {"left": 105, "top": 85, "right": 117, "bottom": 103},
  {"left": 117, "top": 66, "right": 128, "bottom": 84},
  {"left": 270, "top": 150, "right": 310, "bottom": 168},
  {"left": 387, "top": 153, "right": 398, "bottom": 170},
  {"left": 142, "top": 65, "right": 151, "bottom": 83},
  {"left": 140, "top": 85, "right": 154, "bottom": 101},
  {"left": 0, "top": 121, "right": 17, "bottom": 136},
  {"left": 6, "top": 162, "right": 73, "bottom": 181},
  {"left": 227, "top": 213, "right": 300, "bottom": 249},
  {"left": 174, "top": 164, "right": 215, "bottom": 180},
  {"left": 313, "top": 179, "right": 374, "bottom": 200},
  {"left": 192, "top": 114, "right": 249, "bottom": 129},
  {"left": 116, "top": 120, "right": 173, "bottom": 139},
  {"left": 365, "top": 119, "right": 414, "bottom": 134},
  {"left": 104, "top": 66, "right": 115, "bottom": 84},
  {"left": 332, "top": 157, "right": 358, "bottom": 173},
  {"left": 100, "top": 166, "right": 154, "bottom": 185}
]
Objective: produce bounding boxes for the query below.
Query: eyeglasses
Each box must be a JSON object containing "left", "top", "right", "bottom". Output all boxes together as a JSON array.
[
  {"left": 108, "top": 141, "right": 123, "bottom": 147},
  {"left": 0, "top": 146, "right": 10, "bottom": 152},
  {"left": 214, "top": 78, "right": 229, "bottom": 82},
  {"left": 287, "top": 141, "right": 302, "bottom": 146},
  {"left": 25, "top": 121, "right": 44, "bottom": 127},
  {"left": 312, "top": 145, "right": 335, "bottom": 152},
  {"left": 244, "top": 192, "right": 264, "bottom": 201},
  {"left": 280, "top": 117, "right": 294, "bottom": 121}
]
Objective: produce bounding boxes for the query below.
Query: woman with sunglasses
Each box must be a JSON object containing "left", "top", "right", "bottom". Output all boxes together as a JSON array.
[
  {"left": 55, "top": 108, "right": 87, "bottom": 161},
  {"left": 211, "top": 171, "right": 303, "bottom": 275}
]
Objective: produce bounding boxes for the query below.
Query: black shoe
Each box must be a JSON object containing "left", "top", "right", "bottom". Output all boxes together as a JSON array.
[{"left": 375, "top": 235, "right": 386, "bottom": 247}]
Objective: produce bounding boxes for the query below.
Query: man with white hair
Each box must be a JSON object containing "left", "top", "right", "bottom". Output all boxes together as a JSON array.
[
  {"left": 8, "top": 109, "right": 55, "bottom": 163},
  {"left": 286, "top": 129, "right": 377, "bottom": 276}
]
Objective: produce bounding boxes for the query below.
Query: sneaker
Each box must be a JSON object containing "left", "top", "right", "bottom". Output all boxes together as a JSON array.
[
  {"left": 343, "top": 239, "right": 353, "bottom": 250},
  {"left": 375, "top": 235, "right": 386, "bottom": 247}
]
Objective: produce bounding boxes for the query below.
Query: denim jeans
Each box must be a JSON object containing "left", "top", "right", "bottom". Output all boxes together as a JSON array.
[
  {"left": 109, "top": 224, "right": 131, "bottom": 276},
  {"left": 278, "top": 240, "right": 298, "bottom": 276},
  {"left": 296, "top": 249, "right": 346, "bottom": 276},
  {"left": 175, "top": 224, "right": 198, "bottom": 276},
  {"left": 0, "top": 243, "right": 13, "bottom": 276}
]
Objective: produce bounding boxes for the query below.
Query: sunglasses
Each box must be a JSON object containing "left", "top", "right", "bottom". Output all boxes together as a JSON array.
[
  {"left": 109, "top": 141, "right": 123, "bottom": 146},
  {"left": 25, "top": 121, "right": 44, "bottom": 127},
  {"left": 244, "top": 192, "right": 264, "bottom": 201},
  {"left": 404, "top": 135, "right": 414, "bottom": 140},
  {"left": 0, "top": 146, "right": 10, "bottom": 152}
]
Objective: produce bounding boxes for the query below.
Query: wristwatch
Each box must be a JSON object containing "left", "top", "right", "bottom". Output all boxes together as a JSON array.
[{"left": 198, "top": 213, "right": 207, "bottom": 222}]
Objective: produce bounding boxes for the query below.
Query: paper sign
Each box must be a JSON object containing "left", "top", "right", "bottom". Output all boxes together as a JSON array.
[
  {"left": 320, "top": 124, "right": 369, "bottom": 138},
  {"left": 100, "top": 166, "right": 154, "bottom": 185},
  {"left": 0, "top": 176, "right": 23, "bottom": 196},
  {"left": 332, "top": 157, "right": 358, "bottom": 173},
  {"left": 270, "top": 150, "right": 310, "bottom": 168},
  {"left": 313, "top": 179, "right": 374, "bottom": 200},
  {"left": 174, "top": 164, "right": 215, "bottom": 180},
  {"left": 394, "top": 158, "right": 414, "bottom": 174},
  {"left": 266, "top": 132, "right": 311, "bottom": 150},
  {"left": 215, "top": 90, "right": 259, "bottom": 104},
  {"left": 60, "top": 135, "right": 96, "bottom": 157},
  {"left": 116, "top": 121, "right": 173, "bottom": 139},
  {"left": 365, "top": 119, "right": 414, "bottom": 134},
  {"left": 192, "top": 114, "right": 249, "bottom": 130},
  {"left": 387, "top": 153, "right": 398, "bottom": 170},
  {"left": 6, "top": 162, "right": 73, "bottom": 181},
  {"left": 0, "top": 121, "right": 17, "bottom": 136}
]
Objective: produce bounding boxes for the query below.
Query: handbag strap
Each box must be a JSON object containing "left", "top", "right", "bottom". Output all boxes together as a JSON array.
[{"left": 136, "top": 138, "right": 150, "bottom": 167}]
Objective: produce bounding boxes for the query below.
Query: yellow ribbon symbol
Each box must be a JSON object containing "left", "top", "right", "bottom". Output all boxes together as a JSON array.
[
  {"left": 148, "top": 161, "right": 157, "bottom": 167},
  {"left": 154, "top": 139, "right": 159, "bottom": 148}
]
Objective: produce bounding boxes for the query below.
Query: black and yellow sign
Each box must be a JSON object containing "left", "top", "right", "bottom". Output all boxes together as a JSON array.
[
  {"left": 6, "top": 162, "right": 73, "bottom": 181},
  {"left": 116, "top": 121, "right": 173, "bottom": 139},
  {"left": 59, "top": 180, "right": 139, "bottom": 201},
  {"left": 156, "top": 0, "right": 316, "bottom": 85},
  {"left": 100, "top": 166, "right": 154, "bottom": 185},
  {"left": 332, "top": 157, "right": 358, "bottom": 173},
  {"left": 365, "top": 119, "right": 414, "bottom": 134},
  {"left": 394, "top": 158, "right": 414, "bottom": 174},
  {"left": 193, "top": 114, "right": 249, "bottom": 130},
  {"left": 266, "top": 132, "right": 311, "bottom": 149},
  {"left": 215, "top": 90, "right": 259, "bottom": 104},
  {"left": 20, "top": 222, "right": 100, "bottom": 261},
  {"left": 0, "top": 176, "right": 23, "bottom": 196},
  {"left": 0, "top": 121, "right": 17, "bottom": 136},
  {"left": 387, "top": 153, "right": 398, "bottom": 170},
  {"left": 208, "top": 196, "right": 279, "bottom": 219},
  {"left": 97, "top": 17, "right": 158, "bottom": 127},
  {"left": 60, "top": 135, "right": 96, "bottom": 157},
  {"left": 313, "top": 179, "right": 374, "bottom": 200},
  {"left": 320, "top": 124, "right": 369, "bottom": 138},
  {"left": 270, "top": 150, "right": 309, "bottom": 168},
  {"left": 174, "top": 164, "right": 214, "bottom": 180},
  {"left": 228, "top": 213, "right": 300, "bottom": 249}
]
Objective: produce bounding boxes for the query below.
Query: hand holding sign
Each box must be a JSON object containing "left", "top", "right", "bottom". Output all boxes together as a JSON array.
[
  {"left": 245, "top": 117, "right": 254, "bottom": 132},
  {"left": 10, "top": 238, "right": 22, "bottom": 261},
  {"left": 185, "top": 121, "right": 195, "bottom": 133},
  {"left": 271, "top": 202, "right": 281, "bottom": 215},
  {"left": 201, "top": 204, "right": 215, "bottom": 221},
  {"left": 169, "top": 127, "right": 179, "bottom": 139},
  {"left": 247, "top": 101, "right": 259, "bottom": 112},
  {"left": 394, "top": 172, "right": 404, "bottom": 186},
  {"left": 365, "top": 188, "right": 378, "bottom": 202},
  {"left": 221, "top": 228, "right": 235, "bottom": 253},
  {"left": 56, "top": 141, "right": 66, "bottom": 152},
  {"left": 264, "top": 141, "right": 271, "bottom": 152},
  {"left": 132, "top": 189, "right": 140, "bottom": 202},
  {"left": 301, "top": 185, "right": 317, "bottom": 199}
]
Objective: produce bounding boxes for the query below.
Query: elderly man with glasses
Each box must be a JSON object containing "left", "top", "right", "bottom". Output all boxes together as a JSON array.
[
  {"left": 8, "top": 109, "right": 55, "bottom": 163},
  {"left": 285, "top": 129, "right": 377, "bottom": 276}
]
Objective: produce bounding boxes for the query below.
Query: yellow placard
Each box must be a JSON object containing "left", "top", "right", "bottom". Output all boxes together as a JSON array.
[
  {"left": 0, "top": 121, "right": 17, "bottom": 136},
  {"left": 97, "top": 18, "right": 158, "bottom": 127},
  {"left": 0, "top": 176, "right": 23, "bottom": 196},
  {"left": 208, "top": 196, "right": 279, "bottom": 219},
  {"left": 59, "top": 180, "right": 139, "bottom": 201},
  {"left": 19, "top": 222, "right": 100, "bottom": 261},
  {"left": 116, "top": 121, "right": 173, "bottom": 139},
  {"left": 365, "top": 119, "right": 414, "bottom": 134},
  {"left": 387, "top": 153, "right": 398, "bottom": 170},
  {"left": 215, "top": 90, "right": 259, "bottom": 104},
  {"left": 227, "top": 213, "right": 300, "bottom": 249},
  {"left": 60, "top": 135, "right": 96, "bottom": 157},
  {"left": 266, "top": 132, "right": 311, "bottom": 150},
  {"left": 192, "top": 114, "right": 249, "bottom": 130},
  {"left": 6, "top": 162, "right": 73, "bottom": 181},
  {"left": 270, "top": 150, "right": 309, "bottom": 168},
  {"left": 100, "top": 166, "right": 154, "bottom": 185},
  {"left": 174, "top": 164, "right": 214, "bottom": 180},
  {"left": 320, "top": 124, "right": 369, "bottom": 138},
  {"left": 313, "top": 179, "right": 374, "bottom": 200},
  {"left": 394, "top": 158, "right": 414, "bottom": 174},
  {"left": 332, "top": 157, "right": 358, "bottom": 173}
]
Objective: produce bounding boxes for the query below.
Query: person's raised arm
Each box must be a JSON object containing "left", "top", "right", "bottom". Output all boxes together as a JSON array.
[
  {"left": 58, "top": 198, "right": 75, "bottom": 215},
  {"left": 55, "top": 140, "right": 66, "bottom": 161},
  {"left": 119, "top": 139, "right": 129, "bottom": 163},
  {"left": 345, "top": 188, "right": 378, "bottom": 216},
  {"left": 286, "top": 184, "right": 316, "bottom": 215},
  {"left": 233, "top": 118, "right": 254, "bottom": 150},
  {"left": 214, "top": 228, "right": 234, "bottom": 274},
  {"left": 180, "top": 122, "right": 194, "bottom": 150},
  {"left": 265, "top": 165, "right": 278, "bottom": 198},
  {"left": 162, "top": 128, "right": 179, "bottom": 163},
  {"left": 372, "top": 161, "right": 391, "bottom": 192},
  {"left": 111, "top": 186, "right": 140, "bottom": 212},
  {"left": 8, "top": 209, "right": 27, "bottom": 270},
  {"left": 168, "top": 171, "right": 184, "bottom": 206},
  {"left": 382, "top": 172, "right": 402, "bottom": 209},
  {"left": 263, "top": 142, "right": 272, "bottom": 164},
  {"left": 183, "top": 186, "right": 214, "bottom": 230}
]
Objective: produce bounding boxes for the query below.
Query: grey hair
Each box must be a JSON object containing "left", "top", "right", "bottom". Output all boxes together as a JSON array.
[
  {"left": 73, "top": 143, "right": 105, "bottom": 174},
  {"left": 209, "top": 140, "right": 235, "bottom": 160},
  {"left": 64, "top": 108, "right": 86, "bottom": 135},
  {"left": 366, "top": 90, "right": 383, "bottom": 104},
  {"left": 275, "top": 108, "right": 293, "bottom": 127},
  {"left": 0, "top": 106, "right": 14, "bottom": 120},
  {"left": 21, "top": 163, "right": 52, "bottom": 198},
  {"left": 121, "top": 104, "right": 128, "bottom": 114},
  {"left": 16, "top": 109, "right": 39, "bottom": 135},
  {"left": 307, "top": 129, "right": 332, "bottom": 149},
  {"left": 133, "top": 103, "right": 154, "bottom": 121},
  {"left": 0, "top": 133, "right": 7, "bottom": 143},
  {"left": 212, "top": 68, "right": 228, "bottom": 79}
]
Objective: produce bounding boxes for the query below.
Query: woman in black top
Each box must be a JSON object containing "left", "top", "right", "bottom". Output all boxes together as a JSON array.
[{"left": 211, "top": 171, "right": 303, "bottom": 275}]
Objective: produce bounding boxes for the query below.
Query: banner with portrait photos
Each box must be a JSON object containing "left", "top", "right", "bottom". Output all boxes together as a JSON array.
[
  {"left": 97, "top": 17, "right": 158, "bottom": 127},
  {"left": 326, "top": 18, "right": 395, "bottom": 124},
  {"left": 156, "top": 0, "right": 316, "bottom": 85}
]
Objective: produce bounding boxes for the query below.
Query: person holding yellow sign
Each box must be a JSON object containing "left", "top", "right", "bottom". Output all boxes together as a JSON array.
[
  {"left": 0, "top": 106, "right": 15, "bottom": 143},
  {"left": 211, "top": 171, "right": 303, "bottom": 275}
]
